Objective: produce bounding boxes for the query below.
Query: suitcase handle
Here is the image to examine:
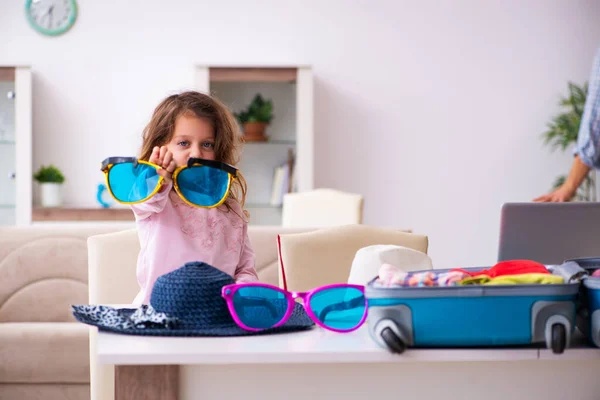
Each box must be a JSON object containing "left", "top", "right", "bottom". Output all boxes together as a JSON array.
[{"left": 564, "top": 257, "right": 600, "bottom": 269}]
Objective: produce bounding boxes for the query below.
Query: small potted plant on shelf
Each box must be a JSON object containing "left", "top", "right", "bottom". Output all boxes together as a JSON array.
[
  {"left": 234, "top": 94, "right": 274, "bottom": 142},
  {"left": 33, "top": 164, "right": 65, "bottom": 208}
]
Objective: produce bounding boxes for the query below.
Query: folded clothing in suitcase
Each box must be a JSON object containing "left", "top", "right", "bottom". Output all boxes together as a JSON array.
[{"left": 365, "top": 266, "right": 578, "bottom": 355}]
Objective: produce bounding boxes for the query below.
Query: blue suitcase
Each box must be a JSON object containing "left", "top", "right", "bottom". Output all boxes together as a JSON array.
[
  {"left": 365, "top": 267, "right": 579, "bottom": 354},
  {"left": 565, "top": 258, "right": 600, "bottom": 348}
]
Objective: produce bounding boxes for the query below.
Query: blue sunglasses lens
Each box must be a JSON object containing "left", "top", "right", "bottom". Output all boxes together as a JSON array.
[
  {"left": 108, "top": 162, "right": 160, "bottom": 203},
  {"left": 309, "top": 286, "right": 366, "bottom": 331},
  {"left": 176, "top": 165, "right": 230, "bottom": 207},
  {"left": 232, "top": 286, "right": 289, "bottom": 329}
]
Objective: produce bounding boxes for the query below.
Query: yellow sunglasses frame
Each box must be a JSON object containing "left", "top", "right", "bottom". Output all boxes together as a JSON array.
[{"left": 101, "top": 157, "right": 237, "bottom": 209}]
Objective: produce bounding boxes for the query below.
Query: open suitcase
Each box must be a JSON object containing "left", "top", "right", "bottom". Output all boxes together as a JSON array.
[
  {"left": 365, "top": 267, "right": 579, "bottom": 354},
  {"left": 564, "top": 258, "right": 600, "bottom": 348}
]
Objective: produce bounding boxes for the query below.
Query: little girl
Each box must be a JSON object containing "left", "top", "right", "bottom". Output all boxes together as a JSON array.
[{"left": 131, "top": 91, "right": 259, "bottom": 305}]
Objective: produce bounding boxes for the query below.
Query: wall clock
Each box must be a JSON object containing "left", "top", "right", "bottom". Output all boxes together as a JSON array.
[{"left": 25, "top": 0, "right": 77, "bottom": 36}]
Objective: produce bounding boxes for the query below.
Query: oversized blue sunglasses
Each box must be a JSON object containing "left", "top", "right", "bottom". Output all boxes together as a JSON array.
[{"left": 101, "top": 156, "right": 237, "bottom": 208}]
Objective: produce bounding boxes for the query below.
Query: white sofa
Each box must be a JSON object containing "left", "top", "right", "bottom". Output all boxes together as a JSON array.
[{"left": 0, "top": 224, "right": 314, "bottom": 400}]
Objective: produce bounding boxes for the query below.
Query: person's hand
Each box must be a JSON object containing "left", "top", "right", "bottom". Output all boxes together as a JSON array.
[
  {"left": 149, "top": 146, "right": 176, "bottom": 187},
  {"left": 533, "top": 184, "right": 576, "bottom": 202}
]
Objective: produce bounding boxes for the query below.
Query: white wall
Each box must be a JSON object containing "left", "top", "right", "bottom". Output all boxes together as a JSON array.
[{"left": 1, "top": 0, "right": 600, "bottom": 269}]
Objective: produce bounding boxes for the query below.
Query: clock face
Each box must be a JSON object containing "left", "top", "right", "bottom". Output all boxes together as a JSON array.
[{"left": 25, "top": 0, "right": 77, "bottom": 36}]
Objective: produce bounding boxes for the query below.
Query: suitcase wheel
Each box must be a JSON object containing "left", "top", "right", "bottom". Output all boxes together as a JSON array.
[
  {"left": 590, "top": 310, "right": 600, "bottom": 348},
  {"left": 550, "top": 323, "right": 566, "bottom": 354},
  {"left": 380, "top": 326, "right": 407, "bottom": 354}
]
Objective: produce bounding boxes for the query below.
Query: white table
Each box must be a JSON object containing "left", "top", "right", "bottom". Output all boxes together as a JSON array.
[{"left": 97, "top": 324, "right": 600, "bottom": 400}]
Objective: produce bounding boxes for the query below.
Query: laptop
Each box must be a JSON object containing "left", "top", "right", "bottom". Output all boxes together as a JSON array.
[{"left": 497, "top": 202, "right": 600, "bottom": 265}]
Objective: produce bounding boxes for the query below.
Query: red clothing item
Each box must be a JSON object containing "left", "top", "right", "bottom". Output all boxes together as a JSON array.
[{"left": 451, "top": 260, "right": 549, "bottom": 278}]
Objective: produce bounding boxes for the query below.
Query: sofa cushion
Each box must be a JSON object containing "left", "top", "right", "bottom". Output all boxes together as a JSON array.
[
  {"left": 0, "top": 226, "right": 131, "bottom": 323},
  {"left": 247, "top": 226, "right": 317, "bottom": 286},
  {"left": 0, "top": 323, "right": 89, "bottom": 383},
  {"left": 277, "top": 225, "right": 428, "bottom": 292},
  {"left": 0, "top": 383, "right": 90, "bottom": 400}
]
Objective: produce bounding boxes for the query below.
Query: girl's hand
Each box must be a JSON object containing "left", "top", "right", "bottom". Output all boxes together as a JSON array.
[{"left": 149, "top": 146, "right": 176, "bottom": 186}]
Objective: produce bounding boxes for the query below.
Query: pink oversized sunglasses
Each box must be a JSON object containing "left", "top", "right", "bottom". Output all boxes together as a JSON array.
[{"left": 221, "top": 282, "right": 368, "bottom": 333}]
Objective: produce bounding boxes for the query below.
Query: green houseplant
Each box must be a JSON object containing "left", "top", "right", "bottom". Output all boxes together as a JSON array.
[
  {"left": 33, "top": 165, "right": 65, "bottom": 207},
  {"left": 234, "top": 94, "right": 274, "bottom": 142},
  {"left": 542, "top": 81, "right": 596, "bottom": 201}
]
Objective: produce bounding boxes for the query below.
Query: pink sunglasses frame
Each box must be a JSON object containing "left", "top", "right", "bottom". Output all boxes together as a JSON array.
[{"left": 221, "top": 282, "right": 368, "bottom": 333}]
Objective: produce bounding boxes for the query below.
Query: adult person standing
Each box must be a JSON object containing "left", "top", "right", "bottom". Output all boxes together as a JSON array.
[{"left": 535, "top": 48, "right": 600, "bottom": 202}]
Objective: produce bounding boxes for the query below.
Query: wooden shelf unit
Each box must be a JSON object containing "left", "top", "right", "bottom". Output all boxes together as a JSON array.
[
  {"left": 195, "top": 65, "right": 314, "bottom": 225},
  {"left": 209, "top": 67, "right": 297, "bottom": 82},
  {"left": 0, "top": 65, "right": 31, "bottom": 226},
  {"left": 0, "top": 67, "right": 15, "bottom": 81},
  {"left": 16, "top": 65, "right": 313, "bottom": 225},
  {"left": 32, "top": 207, "right": 135, "bottom": 222}
]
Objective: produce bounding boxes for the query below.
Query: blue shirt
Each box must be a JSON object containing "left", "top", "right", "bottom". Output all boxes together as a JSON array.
[{"left": 575, "top": 48, "right": 600, "bottom": 168}]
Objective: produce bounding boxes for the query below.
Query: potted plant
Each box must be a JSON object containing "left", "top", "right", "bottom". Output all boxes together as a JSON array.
[
  {"left": 541, "top": 81, "right": 596, "bottom": 201},
  {"left": 33, "top": 164, "right": 65, "bottom": 207},
  {"left": 234, "top": 94, "right": 274, "bottom": 142}
]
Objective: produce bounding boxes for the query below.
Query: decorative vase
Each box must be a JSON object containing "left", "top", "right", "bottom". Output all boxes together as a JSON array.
[
  {"left": 40, "top": 183, "right": 62, "bottom": 207},
  {"left": 243, "top": 122, "right": 268, "bottom": 142}
]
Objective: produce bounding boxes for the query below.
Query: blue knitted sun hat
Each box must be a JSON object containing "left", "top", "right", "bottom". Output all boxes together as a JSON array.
[{"left": 72, "top": 262, "right": 314, "bottom": 336}]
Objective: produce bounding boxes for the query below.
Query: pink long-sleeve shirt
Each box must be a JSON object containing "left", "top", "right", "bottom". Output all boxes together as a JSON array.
[{"left": 131, "top": 183, "right": 258, "bottom": 305}]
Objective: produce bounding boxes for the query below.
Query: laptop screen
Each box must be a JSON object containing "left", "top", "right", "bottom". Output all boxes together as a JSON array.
[{"left": 497, "top": 202, "right": 600, "bottom": 265}]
